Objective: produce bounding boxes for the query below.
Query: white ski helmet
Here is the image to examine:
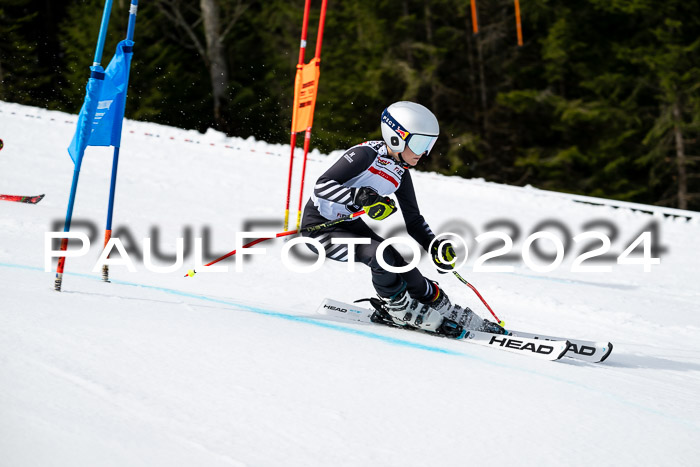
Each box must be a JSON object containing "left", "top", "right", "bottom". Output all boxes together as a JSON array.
[{"left": 380, "top": 101, "right": 439, "bottom": 156}]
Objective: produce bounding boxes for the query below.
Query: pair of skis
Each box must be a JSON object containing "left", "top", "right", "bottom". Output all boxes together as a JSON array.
[
  {"left": 316, "top": 298, "right": 613, "bottom": 363},
  {"left": 0, "top": 193, "right": 45, "bottom": 204}
]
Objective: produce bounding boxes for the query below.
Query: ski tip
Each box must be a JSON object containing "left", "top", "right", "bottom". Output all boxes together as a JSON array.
[
  {"left": 25, "top": 194, "right": 45, "bottom": 204},
  {"left": 598, "top": 342, "right": 614, "bottom": 363}
]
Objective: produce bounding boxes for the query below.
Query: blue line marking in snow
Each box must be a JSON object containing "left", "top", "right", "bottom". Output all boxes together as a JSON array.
[
  {"left": 2, "top": 261, "right": 699, "bottom": 432},
  {"left": 110, "top": 280, "right": 468, "bottom": 357},
  {"left": 0, "top": 261, "right": 465, "bottom": 357}
]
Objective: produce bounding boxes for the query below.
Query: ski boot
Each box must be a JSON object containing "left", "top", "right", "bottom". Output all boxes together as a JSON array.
[
  {"left": 364, "top": 282, "right": 454, "bottom": 334},
  {"left": 359, "top": 282, "right": 507, "bottom": 338}
]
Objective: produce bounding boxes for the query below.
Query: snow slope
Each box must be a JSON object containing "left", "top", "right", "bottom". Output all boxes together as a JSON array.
[{"left": 1, "top": 100, "right": 700, "bottom": 466}]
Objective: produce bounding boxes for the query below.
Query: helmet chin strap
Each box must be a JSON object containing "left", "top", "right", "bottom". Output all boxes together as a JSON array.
[
  {"left": 385, "top": 142, "right": 414, "bottom": 169},
  {"left": 397, "top": 152, "right": 412, "bottom": 169}
]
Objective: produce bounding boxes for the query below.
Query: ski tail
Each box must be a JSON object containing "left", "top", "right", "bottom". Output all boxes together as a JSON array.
[{"left": 317, "top": 298, "right": 375, "bottom": 323}]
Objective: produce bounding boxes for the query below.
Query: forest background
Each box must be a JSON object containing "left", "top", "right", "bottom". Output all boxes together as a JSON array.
[{"left": 1, "top": 0, "right": 699, "bottom": 210}]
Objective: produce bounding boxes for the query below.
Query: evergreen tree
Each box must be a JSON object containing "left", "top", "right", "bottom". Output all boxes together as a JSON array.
[
  {"left": 0, "top": 0, "right": 49, "bottom": 103},
  {"left": 59, "top": 0, "right": 208, "bottom": 129},
  {"left": 628, "top": 15, "right": 700, "bottom": 209},
  {"left": 1, "top": 0, "right": 698, "bottom": 209}
]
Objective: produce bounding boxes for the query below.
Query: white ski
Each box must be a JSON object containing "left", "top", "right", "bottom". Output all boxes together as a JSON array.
[
  {"left": 316, "top": 298, "right": 569, "bottom": 361},
  {"left": 505, "top": 329, "right": 613, "bottom": 363}
]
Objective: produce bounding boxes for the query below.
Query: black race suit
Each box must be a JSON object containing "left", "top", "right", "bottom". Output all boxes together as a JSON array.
[{"left": 300, "top": 141, "right": 436, "bottom": 299}]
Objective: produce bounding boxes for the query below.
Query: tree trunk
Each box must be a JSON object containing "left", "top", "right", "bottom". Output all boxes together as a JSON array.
[
  {"left": 402, "top": 0, "right": 414, "bottom": 68},
  {"left": 672, "top": 100, "right": 688, "bottom": 209},
  {"left": 424, "top": 3, "right": 433, "bottom": 43},
  {"left": 200, "top": 0, "right": 229, "bottom": 131},
  {"left": 465, "top": 22, "right": 478, "bottom": 119}
]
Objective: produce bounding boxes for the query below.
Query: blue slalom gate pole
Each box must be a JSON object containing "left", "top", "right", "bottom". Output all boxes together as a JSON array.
[
  {"left": 102, "top": 0, "right": 138, "bottom": 282},
  {"left": 126, "top": 0, "right": 138, "bottom": 41},
  {"left": 55, "top": 0, "right": 114, "bottom": 292},
  {"left": 93, "top": 0, "right": 113, "bottom": 65}
]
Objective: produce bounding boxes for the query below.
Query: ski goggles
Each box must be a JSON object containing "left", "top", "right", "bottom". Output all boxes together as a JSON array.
[
  {"left": 406, "top": 133, "right": 438, "bottom": 156},
  {"left": 381, "top": 109, "right": 438, "bottom": 156}
]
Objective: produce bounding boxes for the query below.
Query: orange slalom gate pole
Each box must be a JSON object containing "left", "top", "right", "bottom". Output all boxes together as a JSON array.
[
  {"left": 470, "top": 0, "right": 479, "bottom": 34},
  {"left": 101, "top": 229, "right": 112, "bottom": 282},
  {"left": 284, "top": 0, "right": 312, "bottom": 231},
  {"left": 514, "top": 0, "right": 523, "bottom": 46}
]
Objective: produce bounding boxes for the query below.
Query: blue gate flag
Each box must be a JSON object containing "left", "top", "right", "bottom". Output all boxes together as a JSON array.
[
  {"left": 67, "top": 66, "right": 106, "bottom": 165},
  {"left": 88, "top": 40, "right": 134, "bottom": 148},
  {"left": 67, "top": 39, "right": 135, "bottom": 165}
]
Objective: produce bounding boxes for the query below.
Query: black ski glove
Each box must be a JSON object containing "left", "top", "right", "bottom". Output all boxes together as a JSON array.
[
  {"left": 347, "top": 187, "right": 397, "bottom": 220},
  {"left": 431, "top": 239, "right": 457, "bottom": 273}
]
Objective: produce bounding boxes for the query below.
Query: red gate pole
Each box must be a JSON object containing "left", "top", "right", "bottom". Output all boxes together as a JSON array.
[
  {"left": 284, "top": 0, "right": 312, "bottom": 231},
  {"left": 186, "top": 209, "right": 365, "bottom": 276},
  {"left": 294, "top": 0, "right": 328, "bottom": 231}
]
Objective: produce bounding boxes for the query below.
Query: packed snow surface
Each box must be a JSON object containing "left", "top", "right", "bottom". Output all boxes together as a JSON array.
[{"left": 1, "top": 101, "right": 700, "bottom": 466}]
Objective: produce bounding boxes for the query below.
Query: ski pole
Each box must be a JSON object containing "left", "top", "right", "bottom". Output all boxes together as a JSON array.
[
  {"left": 185, "top": 210, "right": 366, "bottom": 277},
  {"left": 452, "top": 270, "right": 505, "bottom": 326}
]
